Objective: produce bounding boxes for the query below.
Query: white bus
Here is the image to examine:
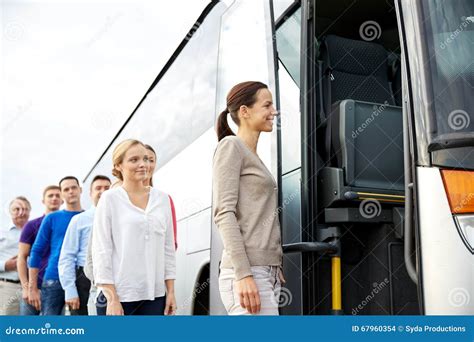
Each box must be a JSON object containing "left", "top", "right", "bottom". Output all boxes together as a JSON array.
[{"left": 84, "top": 0, "right": 474, "bottom": 315}]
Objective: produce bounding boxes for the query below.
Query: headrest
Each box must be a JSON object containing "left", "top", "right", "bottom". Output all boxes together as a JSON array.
[{"left": 323, "top": 35, "right": 389, "bottom": 78}]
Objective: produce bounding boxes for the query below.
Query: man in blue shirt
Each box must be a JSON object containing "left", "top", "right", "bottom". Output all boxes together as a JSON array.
[
  {"left": 29, "top": 176, "right": 83, "bottom": 315},
  {"left": 18, "top": 185, "right": 62, "bottom": 315},
  {"left": 58, "top": 175, "right": 110, "bottom": 315}
]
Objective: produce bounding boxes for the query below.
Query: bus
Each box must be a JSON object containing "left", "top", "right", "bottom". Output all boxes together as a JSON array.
[{"left": 83, "top": 0, "right": 474, "bottom": 315}]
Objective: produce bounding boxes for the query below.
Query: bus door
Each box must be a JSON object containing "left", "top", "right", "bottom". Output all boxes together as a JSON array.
[
  {"left": 277, "top": 0, "right": 423, "bottom": 315},
  {"left": 396, "top": 0, "right": 474, "bottom": 314}
]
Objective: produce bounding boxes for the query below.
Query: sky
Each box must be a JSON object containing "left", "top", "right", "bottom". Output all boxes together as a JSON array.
[{"left": 1, "top": 0, "right": 208, "bottom": 228}]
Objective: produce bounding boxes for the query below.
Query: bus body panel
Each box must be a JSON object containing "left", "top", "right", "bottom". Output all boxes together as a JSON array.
[{"left": 417, "top": 166, "right": 473, "bottom": 314}]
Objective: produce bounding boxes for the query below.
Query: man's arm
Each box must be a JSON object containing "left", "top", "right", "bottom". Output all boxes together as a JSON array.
[
  {"left": 83, "top": 228, "right": 94, "bottom": 282},
  {"left": 27, "top": 267, "right": 41, "bottom": 310},
  {"left": 0, "top": 231, "right": 17, "bottom": 273},
  {"left": 18, "top": 242, "right": 31, "bottom": 298},
  {"left": 1, "top": 256, "right": 18, "bottom": 272},
  {"left": 58, "top": 216, "right": 81, "bottom": 309},
  {"left": 28, "top": 215, "right": 52, "bottom": 310}
]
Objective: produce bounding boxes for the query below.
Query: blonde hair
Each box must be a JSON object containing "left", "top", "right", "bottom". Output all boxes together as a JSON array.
[{"left": 112, "top": 139, "right": 145, "bottom": 181}]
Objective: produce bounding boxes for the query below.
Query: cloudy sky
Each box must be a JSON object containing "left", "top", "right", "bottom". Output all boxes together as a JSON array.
[{"left": 1, "top": 0, "right": 208, "bottom": 227}]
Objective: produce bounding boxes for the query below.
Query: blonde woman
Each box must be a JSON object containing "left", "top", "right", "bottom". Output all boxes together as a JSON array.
[
  {"left": 92, "top": 139, "right": 176, "bottom": 315},
  {"left": 213, "top": 81, "right": 284, "bottom": 315}
]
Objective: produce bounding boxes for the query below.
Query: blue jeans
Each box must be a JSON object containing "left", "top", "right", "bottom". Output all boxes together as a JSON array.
[
  {"left": 20, "top": 299, "right": 40, "bottom": 315},
  {"left": 41, "top": 280, "right": 65, "bottom": 315}
]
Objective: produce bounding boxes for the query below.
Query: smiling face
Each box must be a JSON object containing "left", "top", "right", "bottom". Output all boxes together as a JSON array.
[
  {"left": 240, "top": 88, "right": 278, "bottom": 133},
  {"left": 116, "top": 144, "right": 149, "bottom": 183}
]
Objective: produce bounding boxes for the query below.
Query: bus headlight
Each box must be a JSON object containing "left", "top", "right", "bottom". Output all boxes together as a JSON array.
[{"left": 454, "top": 215, "right": 474, "bottom": 254}]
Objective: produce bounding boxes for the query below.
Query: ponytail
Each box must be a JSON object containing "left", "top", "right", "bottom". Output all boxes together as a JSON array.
[
  {"left": 215, "top": 81, "right": 268, "bottom": 141},
  {"left": 216, "top": 108, "right": 235, "bottom": 141}
]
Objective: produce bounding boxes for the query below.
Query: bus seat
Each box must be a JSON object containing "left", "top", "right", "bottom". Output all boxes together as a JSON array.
[
  {"left": 331, "top": 99, "right": 404, "bottom": 191},
  {"left": 318, "top": 35, "right": 404, "bottom": 207},
  {"left": 320, "top": 35, "right": 395, "bottom": 109}
]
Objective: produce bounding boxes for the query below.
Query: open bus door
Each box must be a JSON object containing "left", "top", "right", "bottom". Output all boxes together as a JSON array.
[
  {"left": 396, "top": 0, "right": 474, "bottom": 314},
  {"left": 276, "top": 0, "right": 474, "bottom": 315},
  {"left": 277, "top": 0, "right": 420, "bottom": 315}
]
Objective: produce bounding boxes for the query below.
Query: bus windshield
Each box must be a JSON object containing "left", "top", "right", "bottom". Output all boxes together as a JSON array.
[{"left": 421, "top": 0, "right": 474, "bottom": 149}]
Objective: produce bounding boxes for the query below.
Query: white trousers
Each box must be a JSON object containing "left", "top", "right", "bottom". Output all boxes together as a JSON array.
[
  {"left": 219, "top": 266, "right": 281, "bottom": 316},
  {"left": 0, "top": 280, "right": 21, "bottom": 315}
]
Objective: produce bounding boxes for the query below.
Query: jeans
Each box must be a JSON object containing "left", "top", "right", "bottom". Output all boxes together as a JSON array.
[
  {"left": 20, "top": 299, "right": 40, "bottom": 315},
  {"left": 96, "top": 292, "right": 166, "bottom": 315},
  {"left": 219, "top": 266, "right": 281, "bottom": 315},
  {"left": 70, "top": 267, "right": 91, "bottom": 316},
  {"left": 41, "top": 280, "right": 65, "bottom": 315}
]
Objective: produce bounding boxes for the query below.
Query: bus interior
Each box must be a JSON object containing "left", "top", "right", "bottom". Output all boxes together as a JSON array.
[{"left": 276, "top": 0, "right": 419, "bottom": 315}]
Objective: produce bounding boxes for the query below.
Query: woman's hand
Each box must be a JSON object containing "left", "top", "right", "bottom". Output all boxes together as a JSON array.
[
  {"left": 235, "top": 276, "right": 260, "bottom": 314},
  {"left": 100, "top": 285, "right": 124, "bottom": 316},
  {"left": 106, "top": 300, "right": 124, "bottom": 316},
  {"left": 164, "top": 292, "right": 177, "bottom": 315}
]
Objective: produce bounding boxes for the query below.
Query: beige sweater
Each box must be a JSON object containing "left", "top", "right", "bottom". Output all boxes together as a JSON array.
[{"left": 212, "top": 136, "right": 283, "bottom": 280}]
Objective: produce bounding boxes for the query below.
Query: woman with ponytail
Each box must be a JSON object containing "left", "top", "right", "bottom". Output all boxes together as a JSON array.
[{"left": 213, "top": 81, "right": 285, "bottom": 315}]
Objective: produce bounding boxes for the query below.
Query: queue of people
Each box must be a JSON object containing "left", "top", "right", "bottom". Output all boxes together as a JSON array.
[
  {"left": 1, "top": 81, "right": 283, "bottom": 316},
  {"left": 1, "top": 141, "right": 177, "bottom": 316}
]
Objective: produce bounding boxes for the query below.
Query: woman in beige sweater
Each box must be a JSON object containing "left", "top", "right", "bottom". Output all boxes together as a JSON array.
[{"left": 213, "top": 81, "right": 284, "bottom": 315}]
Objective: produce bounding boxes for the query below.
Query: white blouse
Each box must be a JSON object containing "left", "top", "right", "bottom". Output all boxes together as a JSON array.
[{"left": 92, "top": 186, "right": 176, "bottom": 302}]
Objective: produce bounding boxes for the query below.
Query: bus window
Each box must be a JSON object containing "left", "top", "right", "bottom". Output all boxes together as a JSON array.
[
  {"left": 275, "top": 6, "right": 302, "bottom": 173},
  {"left": 421, "top": 0, "right": 474, "bottom": 146},
  {"left": 274, "top": 3, "right": 303, "bottom": 315}
]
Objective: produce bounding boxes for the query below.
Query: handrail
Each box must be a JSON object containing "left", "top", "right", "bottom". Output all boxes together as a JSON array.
[{"left": 283, "top": 242, "right": 338, "bottom": 254}]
